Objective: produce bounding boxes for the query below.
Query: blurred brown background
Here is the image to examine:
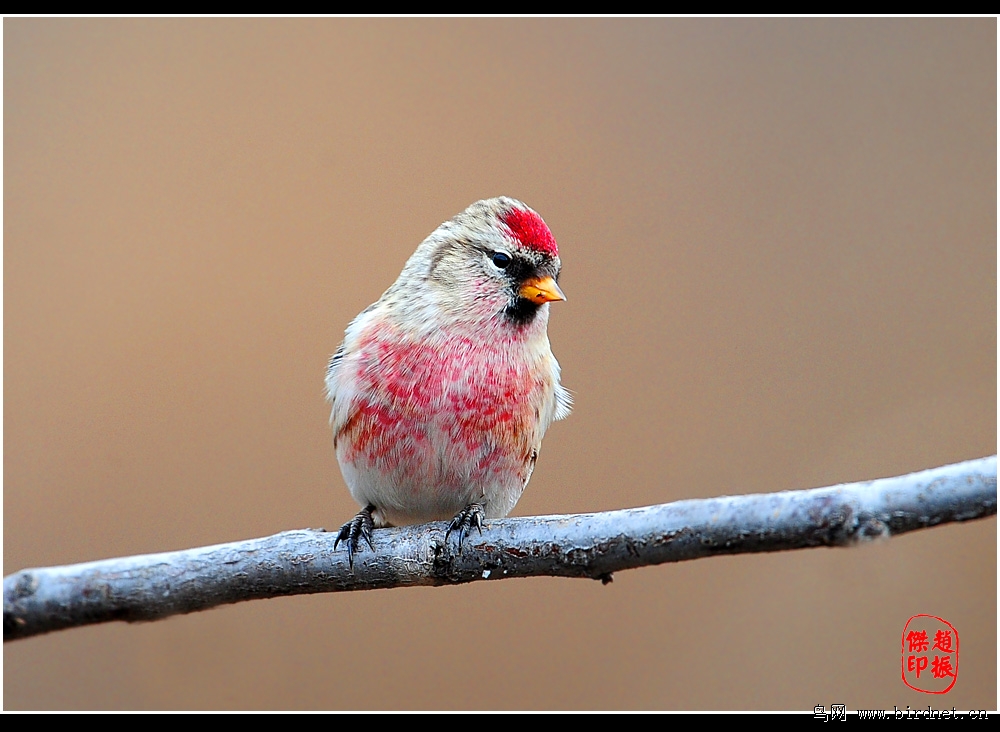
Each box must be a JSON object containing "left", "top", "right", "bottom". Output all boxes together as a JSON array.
[{"left": 3, "top": 18, "right": 996, "bottom": 710}]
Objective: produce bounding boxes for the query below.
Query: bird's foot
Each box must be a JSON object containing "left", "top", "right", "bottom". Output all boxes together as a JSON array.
[
  {"left": 334, "top": 504, "right": 376, "bottom": 569},
  {"left": 446, "top": 503, "right": 485, "bottom": 552}
]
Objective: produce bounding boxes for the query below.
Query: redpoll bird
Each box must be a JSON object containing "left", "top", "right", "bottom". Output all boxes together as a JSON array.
[{"left": 325, "top": 197, "right": 571, "bottom": 564}]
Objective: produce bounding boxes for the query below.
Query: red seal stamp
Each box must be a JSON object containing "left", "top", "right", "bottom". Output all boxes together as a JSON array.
[{"left": 902, "top": 615, "right": 959, "bottom": 694}]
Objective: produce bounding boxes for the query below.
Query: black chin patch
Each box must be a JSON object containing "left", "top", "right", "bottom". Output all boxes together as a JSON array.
[{"left": 504, "top": 297, "right": 541, "bottom": 325}]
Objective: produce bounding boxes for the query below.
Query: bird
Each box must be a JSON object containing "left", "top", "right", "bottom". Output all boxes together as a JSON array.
[{"left": 325, "top": 197, "right": 571, "bottom": 566}]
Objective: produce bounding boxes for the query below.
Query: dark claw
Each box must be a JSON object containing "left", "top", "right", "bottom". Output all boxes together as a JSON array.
[
  {"left": 446, "top": 503, "right": 485, "bottom": 552},
  {"left": 334, "top": 504, "right": 376, "bottom": 569}
]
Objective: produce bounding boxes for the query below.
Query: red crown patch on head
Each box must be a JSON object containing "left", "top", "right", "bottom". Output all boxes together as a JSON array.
[{"left": 501, "top": 206, "right": 559, "bottom": 257}]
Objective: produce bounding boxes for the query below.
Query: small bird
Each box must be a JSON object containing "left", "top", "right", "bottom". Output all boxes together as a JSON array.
[{"left": 325, "top": 197, "right": 571, "bottom": 565}]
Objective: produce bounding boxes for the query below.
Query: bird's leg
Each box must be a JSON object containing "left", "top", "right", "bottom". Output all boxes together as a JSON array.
[
  {"left": 334, "top": 504, "right": 376, "bottom": 569},
  {"left": 446, "top": 502, "right": 485, "bottom": 551}
]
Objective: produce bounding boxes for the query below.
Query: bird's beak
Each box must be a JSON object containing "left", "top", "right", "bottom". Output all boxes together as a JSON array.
[{"left": 519, "top": 276, "right": 566, "bottom": 304}]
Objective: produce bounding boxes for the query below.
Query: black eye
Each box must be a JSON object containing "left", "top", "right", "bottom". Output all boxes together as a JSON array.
[{"left": 490, "top": 251, "right": 511, "bottom": 269}]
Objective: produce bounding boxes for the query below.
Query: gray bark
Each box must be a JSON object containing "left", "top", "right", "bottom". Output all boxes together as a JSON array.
[{"left": 5, "top": 456, "right": 996, "bottom": 642}]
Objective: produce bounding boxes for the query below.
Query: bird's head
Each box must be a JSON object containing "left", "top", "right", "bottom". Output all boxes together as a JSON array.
[{"left": 388, "top": 197, "right": 564, "bottom": 335}]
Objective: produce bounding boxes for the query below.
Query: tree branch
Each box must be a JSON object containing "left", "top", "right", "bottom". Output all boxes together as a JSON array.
[{"left": 5, "top": 456, "right": 996, "bottom": 642}]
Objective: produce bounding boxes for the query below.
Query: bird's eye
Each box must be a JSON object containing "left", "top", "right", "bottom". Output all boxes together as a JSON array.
[{"left": 490, "top": 251, "right": 511, "bottom": 269}]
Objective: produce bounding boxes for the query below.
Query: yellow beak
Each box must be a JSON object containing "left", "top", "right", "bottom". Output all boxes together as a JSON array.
[{"left": 519, "top": 276, "right": 566, "bottom": 304}]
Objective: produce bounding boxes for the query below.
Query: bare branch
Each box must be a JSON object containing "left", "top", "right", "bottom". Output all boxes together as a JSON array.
[{"left": 5, "top": 456, "right": 996, "bottom": 642}]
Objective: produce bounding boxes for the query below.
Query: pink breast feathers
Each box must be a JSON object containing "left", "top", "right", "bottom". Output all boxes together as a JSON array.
[{"left": 339, "top": 324, "right": 540, "bottom": 484}]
